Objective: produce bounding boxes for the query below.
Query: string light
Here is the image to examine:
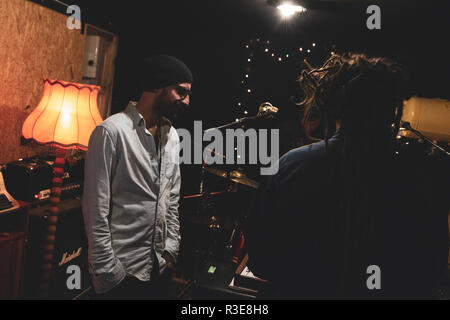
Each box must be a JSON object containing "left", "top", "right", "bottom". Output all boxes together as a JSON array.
[{"left": 237, "top": 37, "right": 339, "bottom": 120}]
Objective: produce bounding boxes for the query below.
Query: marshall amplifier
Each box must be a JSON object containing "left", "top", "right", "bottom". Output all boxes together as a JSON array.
[
  {"left": 22, "top": 198, "right": 91, "bottom": 300},
  {"left": 2, "top": 156, "right": 84, "bottom": 203},
  {"left": 3, "top": 158, "right": 53, "bottom": 203}
]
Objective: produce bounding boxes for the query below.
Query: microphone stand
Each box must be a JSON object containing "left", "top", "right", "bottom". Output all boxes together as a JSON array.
[
  {"left": 401, "top": 122, "right": 450, "bottom": 158},
  {"left": 204, "top": 102, "right": 279, "bottom": 133},
  {"left": 204, "top": 115, "right": 265, "bottom": 133}
]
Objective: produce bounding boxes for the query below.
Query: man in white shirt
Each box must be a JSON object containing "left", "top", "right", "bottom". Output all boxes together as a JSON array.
[{"left": 82, "top": 55, "right": 193, "bottom": 299}]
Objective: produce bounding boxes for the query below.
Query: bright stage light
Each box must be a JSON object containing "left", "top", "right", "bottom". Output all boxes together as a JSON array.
[{"left": 277, "top": 2, "right": 306, "bottom": 18}]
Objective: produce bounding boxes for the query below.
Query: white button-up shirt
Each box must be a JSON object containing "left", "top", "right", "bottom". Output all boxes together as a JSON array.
[{"left": 82, "top": 101, "right": 181, "bottom": 294}]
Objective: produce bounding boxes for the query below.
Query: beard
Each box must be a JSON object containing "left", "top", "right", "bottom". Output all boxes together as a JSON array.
[{"left": 154, "top": 98, "right": 187, "bottom": 124}]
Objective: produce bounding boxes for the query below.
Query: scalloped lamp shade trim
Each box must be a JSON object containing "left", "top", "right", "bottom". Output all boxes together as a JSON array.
[{"left": 22, "top": 79, "right": 103, "bottom": 151}]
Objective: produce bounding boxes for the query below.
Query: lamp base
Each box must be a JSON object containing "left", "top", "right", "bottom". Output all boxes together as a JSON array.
[{"left": 39, "top": 147, "right": 66, "bottom": 298}]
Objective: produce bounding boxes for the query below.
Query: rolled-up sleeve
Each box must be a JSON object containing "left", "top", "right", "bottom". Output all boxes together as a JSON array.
[
  {"left": 82, "top": 125, "right": 126, "bottom": 294},
  {"left": 164, "top": 144, "right": 182, "bottom": 263}
]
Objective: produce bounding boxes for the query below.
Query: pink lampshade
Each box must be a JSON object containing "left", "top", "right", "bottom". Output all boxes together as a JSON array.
[{"left": 22, "top": 79, "right": 103, "bottom": 150}]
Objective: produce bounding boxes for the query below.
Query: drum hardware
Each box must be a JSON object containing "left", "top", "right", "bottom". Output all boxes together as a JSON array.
[
  {"left": 400, "top": 121, "right": 450, "bottom": 158},
  {"left": 203, "top": 167, "right": 259, "bottom": 189}
]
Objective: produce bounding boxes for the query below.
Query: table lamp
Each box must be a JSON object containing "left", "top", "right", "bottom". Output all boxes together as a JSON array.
[{"left": 22, "top": 78, "right": 103, "bottom": 297}]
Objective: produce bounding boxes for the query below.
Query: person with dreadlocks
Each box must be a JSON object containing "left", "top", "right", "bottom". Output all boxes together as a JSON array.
[{"left": 246, "top": 53, "right": 443, "bottom": 299}]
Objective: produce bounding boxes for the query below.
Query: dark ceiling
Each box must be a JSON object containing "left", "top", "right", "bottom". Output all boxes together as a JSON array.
[{"left": 32, "top": 0, "right": 450, "bottom": 120}]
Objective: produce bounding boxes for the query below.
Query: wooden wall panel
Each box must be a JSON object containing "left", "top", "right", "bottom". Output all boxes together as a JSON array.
[{"left": 0, "top": 0, "right": 86, "bottom": 164}]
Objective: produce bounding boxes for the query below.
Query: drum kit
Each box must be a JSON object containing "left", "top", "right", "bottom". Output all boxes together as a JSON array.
[
  {"left": 177, "top": 105, "right": 279, "bottom": 273},
  {"left": 180, "top": 163, "right": 259, "bottom": 268}
]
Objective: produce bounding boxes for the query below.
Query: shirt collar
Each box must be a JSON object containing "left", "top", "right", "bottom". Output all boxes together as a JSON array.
[
  {"left": 125, "top": 101, "right": 146, "bottom": 127},
  {"left": 125, "top": 101, "right": 173, "bottom": 132}
]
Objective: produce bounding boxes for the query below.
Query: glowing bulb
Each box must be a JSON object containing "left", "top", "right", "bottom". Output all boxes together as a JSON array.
[
  {"left": 271, "top": 53, "right": 275, "bottom": 57},
  {"left": 247, "top": 89, "right": 251, "bottom": 93},
  {"left": 286, "top": 54, "right": 289, "bottom": 58},
  {"left": 312, "top": 43, "right": 316, "bottom": 47},
  {"left": 307, "top": 49, "right": 311, "bottom": 53},
  {"left": 299, "top": 47, "right": 303, "bottom": 51},
  {"left": 245, "top": 74, "right": 249, "bottom": 78},
  {"left": 278, "top": 57, "right": 282, "bottom": 61},
  {"left": 265, "top": 48, "right": 269, "bottom": 52},
  {"left": 245, "top": 45, "right": 249, "bottom": 48},
  {"left": 277, "top": 3, "right": 306, "bottom": 18},
  {"left": 331, "top": 51, "right": 334, "bottom": 55},
  {"left": 244, "top": 111, "right": 248, "bottom": 115},
  {"left": 248, "top": 58, "right": 251, "bottom": 62},
  {"left": 238, "top": 103, "right": 242, "bottom": 106}
]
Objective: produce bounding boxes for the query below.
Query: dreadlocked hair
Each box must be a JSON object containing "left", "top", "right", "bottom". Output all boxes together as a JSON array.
[{"left": 297, "top": 53, "right": 410, "bottom": 297}]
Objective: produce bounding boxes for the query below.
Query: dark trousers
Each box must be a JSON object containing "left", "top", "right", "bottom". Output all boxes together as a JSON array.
[{"left": 96, "top": 263, "right": 173, "bottom": 300}]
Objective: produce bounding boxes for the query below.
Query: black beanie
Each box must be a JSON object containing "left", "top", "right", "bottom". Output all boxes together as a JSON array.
[{"left": 139, "top": 55, "right": 193, "bottom": 92}]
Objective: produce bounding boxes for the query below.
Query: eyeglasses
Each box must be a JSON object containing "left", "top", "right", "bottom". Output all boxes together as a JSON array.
[{"left": 174, "top": 85, "right": 192, "bottom": 99}]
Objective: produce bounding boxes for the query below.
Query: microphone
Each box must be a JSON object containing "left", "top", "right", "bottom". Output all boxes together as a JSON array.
[
  {"left": 257, "top": 102, "right": 279, "bottom": 119},
  {"left": 204, "top": 102, "right": 279, "bottom": 133},
  {"left": 400, "top": 121, "right": 450, "bottom": 157},
  {"left": 400, "top": 121, "right": 412, "bottom": 130}
]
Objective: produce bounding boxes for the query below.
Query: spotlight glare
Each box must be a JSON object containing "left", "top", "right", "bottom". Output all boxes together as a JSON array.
[{"left": 277, "top": 3, "right": 306, "bottom": 18}]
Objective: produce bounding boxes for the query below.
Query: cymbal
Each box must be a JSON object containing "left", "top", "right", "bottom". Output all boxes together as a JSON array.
[{"left": 203, "top": 167, "right": 259, "bottom": 189}]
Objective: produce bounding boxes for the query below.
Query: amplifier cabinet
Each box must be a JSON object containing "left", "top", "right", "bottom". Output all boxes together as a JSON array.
[
  {"left": 0, "top": 232, "right": 26, "bottom": 299},
  {"left": 0, "top": 202, "right": 29, "bottom": 299},
  {"left": 22, "top": 198, "right": 91, "bottom": 299},
  {"left": 3, "top": 158, "right": 53, "bottom": 203}
]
